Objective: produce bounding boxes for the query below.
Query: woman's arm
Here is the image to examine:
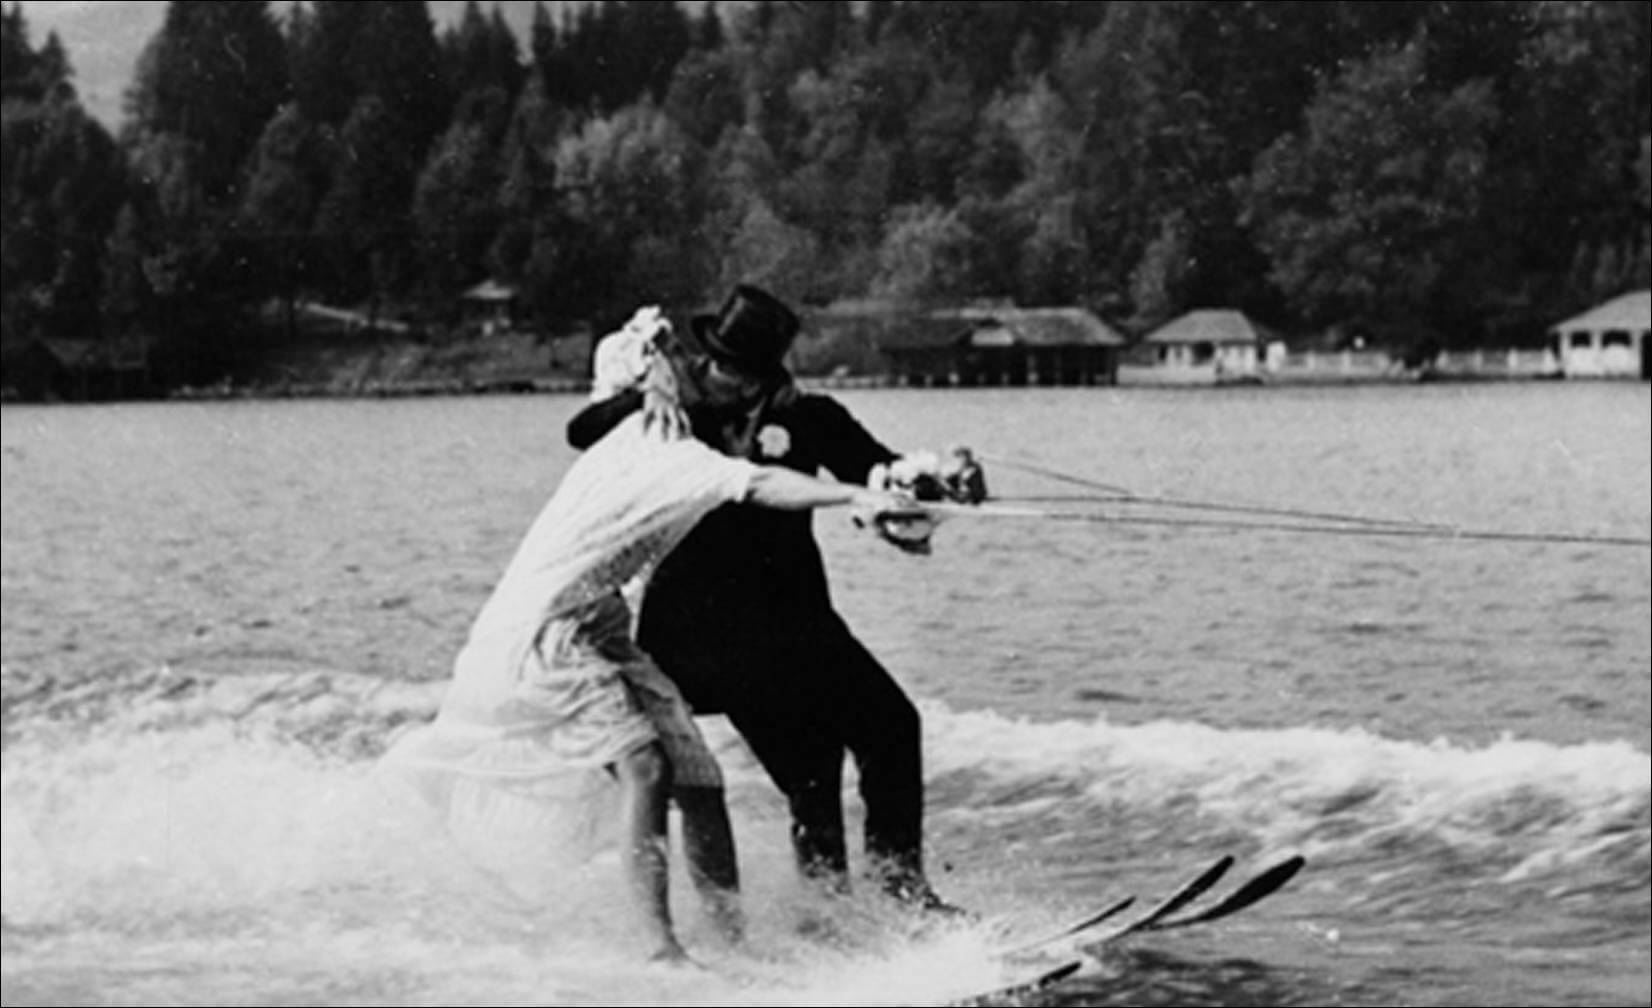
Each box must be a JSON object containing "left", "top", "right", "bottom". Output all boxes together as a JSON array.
[{"left": 745, "top": 464, "right": 913, "bottom": 514}]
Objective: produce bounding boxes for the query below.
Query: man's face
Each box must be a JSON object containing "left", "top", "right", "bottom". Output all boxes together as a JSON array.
[
  {"left": 693, "top": 354, "right": 770, "bottom": 409},
  {"left": 658, "top": 335, "right": 763, "bottom": 412}
]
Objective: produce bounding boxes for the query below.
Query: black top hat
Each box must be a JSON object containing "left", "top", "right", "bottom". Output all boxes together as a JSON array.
[{"left": 685, "top": 284, "right": 800, "bottom": 379}]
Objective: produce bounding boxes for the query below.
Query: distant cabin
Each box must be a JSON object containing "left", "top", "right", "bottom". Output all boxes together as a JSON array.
[
  {"left": 1550, "top": 290, "right": 1650, "bottom": 380},
  {"left": 876, "top": 304, "right": 1126, "bottom": 386},
  {"left": 1137, "top": 309, "right": 1269, "bottom": 385},
  {"left": 0, "top": 337, "right": 156, "bottom": 401}
]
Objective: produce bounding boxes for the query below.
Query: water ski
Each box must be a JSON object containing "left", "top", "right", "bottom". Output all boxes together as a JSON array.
[
  {"left": 941, "top": 959, "right": 1083, "bottom": 1007},
  {"left": 994, "top": 853, "right": 1306, "bottom": 961}
]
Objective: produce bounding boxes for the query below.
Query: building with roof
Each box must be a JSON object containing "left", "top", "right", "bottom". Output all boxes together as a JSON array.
[
  {"left": 1549, "top": 290, "right": 1649, "bottom": 379},
  {"left": 1132, "top": 309, "right": 1272, "bottom": 385},
  {"left": 871, "top": 304, "right": 1126, "bottom": 386},
  {"left": 0, "top": 337, "right": 157, "bottom": 401},
  {"left": 459, "top": 279, "right": 520, "bottom": 336}
]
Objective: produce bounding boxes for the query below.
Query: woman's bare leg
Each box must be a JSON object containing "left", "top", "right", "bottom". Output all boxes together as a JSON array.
[{"left": 614, "top": 743, "right": 685, "bottom": 961}]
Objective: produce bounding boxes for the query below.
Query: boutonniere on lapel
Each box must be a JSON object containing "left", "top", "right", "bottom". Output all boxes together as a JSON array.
[{"left": 756, "top": 424, "right": 792, "bottom": 459}]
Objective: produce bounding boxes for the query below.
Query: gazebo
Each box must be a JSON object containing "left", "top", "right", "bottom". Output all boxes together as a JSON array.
[
  {"left": 1550, "top": 290, "right": 1650, "bottom": 380},
  {"left": 459, "top": 279, "right": 520, "bottom": 336}
]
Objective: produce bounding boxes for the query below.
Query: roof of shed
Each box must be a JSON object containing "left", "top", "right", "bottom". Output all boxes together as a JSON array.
[
  {"left": 1142, "top": 309, "right": 1267, "bottom": 345},
  {"left": 1551, "top": 290, "right": 1651, "bottom": 333}
]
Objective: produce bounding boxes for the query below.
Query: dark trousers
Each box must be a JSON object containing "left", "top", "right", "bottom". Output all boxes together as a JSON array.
[{"left": 642, "top": 610, "right": 926, "bottom": 892}]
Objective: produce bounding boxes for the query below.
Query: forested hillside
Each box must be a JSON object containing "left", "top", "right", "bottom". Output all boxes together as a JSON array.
[{"left": 2, "top": 1, "right": 1648, "bottom": 392}]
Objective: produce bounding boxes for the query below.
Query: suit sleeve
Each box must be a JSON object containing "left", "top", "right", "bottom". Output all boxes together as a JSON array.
[
  {"left": 801, "top": 394, "right": 900, "bottom": 484},
  {"left": 566, "top": 388, "right": 644, "bottom": 450}
]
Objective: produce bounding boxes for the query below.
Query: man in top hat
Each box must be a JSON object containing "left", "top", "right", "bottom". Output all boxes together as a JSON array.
[
  {"left": 379, "top": 317, "right": 920, "bottom": 962},
  {"left": 568, "top": 284, "right": 980, "bottom": 912}
]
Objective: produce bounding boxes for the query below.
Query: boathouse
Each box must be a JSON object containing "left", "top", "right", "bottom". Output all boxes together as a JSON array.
[
  {"left": 880, "top": 305, "right": 1126, "bottom": 387},
  {"left": 1550, "top": 290, "right": 1650, "bottom": 380}
]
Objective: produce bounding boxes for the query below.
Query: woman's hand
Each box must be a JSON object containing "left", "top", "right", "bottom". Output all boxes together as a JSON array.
[
  {"left": 849, "top": 490, "right": 938, "bottom": 554},
  {"left": 639, "top": 351, "right": 690, "bottom": 440}
]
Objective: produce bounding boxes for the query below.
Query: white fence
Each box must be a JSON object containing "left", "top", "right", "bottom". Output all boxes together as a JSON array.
[{"left": 1266, "top": 347, "right": 1560, "bottom": 383}]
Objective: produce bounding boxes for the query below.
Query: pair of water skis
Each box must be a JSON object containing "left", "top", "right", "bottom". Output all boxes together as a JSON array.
[{"left": 944, "top": 853, "right": 1306, "bottom": 1007}]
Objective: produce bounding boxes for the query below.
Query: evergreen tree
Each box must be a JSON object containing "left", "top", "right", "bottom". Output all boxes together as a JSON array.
[
  {"left": 291, "top": 2, "right": 448, "bottom": 306},
  {"left": 879, "top": 1, "right": 1075, "bottom": 97},
  {"left": 528, "top": 0, "right": 557, "bottom": 85},
  {"left": 444, "top": 1, "right": 494, "bottom": 98},
  {"left": 663, "top": 44, "right": 745, "bottom": 148},
  {"left": 99, "top": 202, "right": 152, "bottom": 345},
  {"left": 31, "top": 30, "right": 72, "bottom": 97},
  {"left": 356, "top": 1, "right": 450, "bottom": 156},
  {"left": 1, "top": 87, "right": 127, "bottom": 346},
  {"left": 441, "top": 1, "right": 523, "bottom": 105},
  {"left": 314, "top": 95, "right": 414, "bottom": 307},
  {"left": 491, "top": 70, "right": 566, "bottom": 291},
  {"left": 0, "top": 4, "right": 33, "bottom": 101},
  {"left": 488, "top": 6, "right": 526, "bottom": 99},
  {"left": 240, "top": 103, "right": 333, "bottom": 332},
  {"left": 549, "top": 1, "right": 693, "bottom": 113},
  {"left": 122, "top": 128, "right": 246, "bottom": 379},
  {"left": 288, "top": 0, "right": 368, "bottom": 126},
  {"left": 625, "top": 0, "right": 693, "bottom": 104},
  {"left": 694, "top": 2, "right": 725, "bottom": 51},
  {"left": 291, "top": 1, "right": 447, "bottom": 152},
  {"left": 528, "top": 1, "right": 595, "bottom": 122},
  {"left": 123, "top": 1, "right": 288, "bottom": 204},
  {"left": 413, "top": 88, "right": 510, "bottom": 299},
  {"left": 2, "top": 5, "right": 125, "bottom": 357},
  {"left": 2, "top": 6, "right": 73, "bottom": 102}
]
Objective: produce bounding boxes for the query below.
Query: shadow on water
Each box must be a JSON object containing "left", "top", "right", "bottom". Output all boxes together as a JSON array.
[{"left": 1036, "top": 947, "right": 1382, "bottom": 1008}]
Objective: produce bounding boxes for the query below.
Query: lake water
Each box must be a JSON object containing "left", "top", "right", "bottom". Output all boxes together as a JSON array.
[{"left": 2, "top": 383, "right": 1648, "bottom": 1007}]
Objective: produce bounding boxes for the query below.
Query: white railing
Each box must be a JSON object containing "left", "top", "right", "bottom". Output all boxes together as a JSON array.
[{"left": 1266, "top": 348, "right": 1562, "bottom": 379}]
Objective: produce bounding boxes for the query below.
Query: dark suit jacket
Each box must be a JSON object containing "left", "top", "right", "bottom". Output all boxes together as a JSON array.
[{"left": 567, "top": 388, "right": 899, "bottom": 713}]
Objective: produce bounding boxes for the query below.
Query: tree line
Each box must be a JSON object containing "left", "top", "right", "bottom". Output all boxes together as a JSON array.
[{"left": 2, "top": 0, "right": 1648, "bottom": 389}]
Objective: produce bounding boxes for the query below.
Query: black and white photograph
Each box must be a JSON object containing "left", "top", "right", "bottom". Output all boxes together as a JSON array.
[{"left": 2, "top": 2, "right": 1648, "bottom": 1005}]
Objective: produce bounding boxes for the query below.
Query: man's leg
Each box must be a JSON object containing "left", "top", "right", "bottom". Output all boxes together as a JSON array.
[
  {"left": 784, "top": 747, "right": 850, "bottom": 889},
  {"left": 810, "top": 625, "right": 939, "bottom": 904},
  {"left": 634, "top": 613, "right": 849, "bottom": 892},
  {"left": 612, "top": 741, "right": 686, "bottom": 961},
  {"left": 726, "top": 702, "right": 851, "bottom": 889}
]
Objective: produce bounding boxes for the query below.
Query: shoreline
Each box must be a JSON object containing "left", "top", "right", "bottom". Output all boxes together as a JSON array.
[
  {"left": 163, "top": 366, "right": 1575, "bottom": 402},
  {"left": 6, "top": 362, "right": 1635, "bottom": 406}
]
